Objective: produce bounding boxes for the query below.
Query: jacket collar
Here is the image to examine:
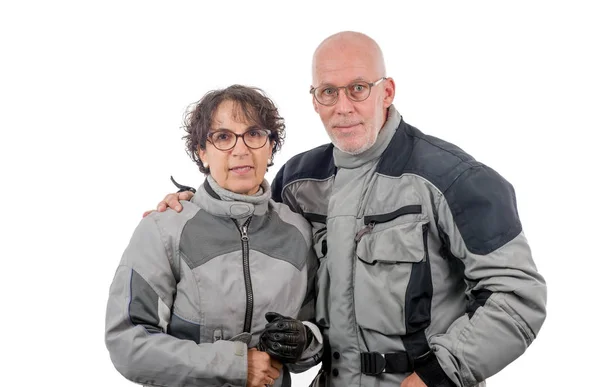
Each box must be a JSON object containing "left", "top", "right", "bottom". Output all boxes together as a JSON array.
[{"left": 191, "top": 175, "right": 271, "bottom": 219}]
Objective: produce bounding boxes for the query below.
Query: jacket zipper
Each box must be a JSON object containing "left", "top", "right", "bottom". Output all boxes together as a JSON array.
[
  {"left": 234, "top": 217, "right": 254, "bottom": 333},
  {"left": 354, "top": 222, "right": 375, "bottom": 242},
  {"left": 355, "top": 205, "right": 423, "bottom": 242}
]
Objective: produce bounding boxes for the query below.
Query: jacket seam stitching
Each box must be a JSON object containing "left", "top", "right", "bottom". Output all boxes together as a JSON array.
[
  {"left": 281, "top": 176, "right": 335, "bottom": 203},
  {"left": 488, "top": 295, "right": 535, "bottom": 344}
]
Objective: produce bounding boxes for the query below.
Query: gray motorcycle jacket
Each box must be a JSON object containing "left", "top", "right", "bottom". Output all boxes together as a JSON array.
[
  {"left": 271, "top": 106, "right": 547, "bottom": 387},
  {"left": 105, "top": 178, "right": 321, "bottom": 387}
]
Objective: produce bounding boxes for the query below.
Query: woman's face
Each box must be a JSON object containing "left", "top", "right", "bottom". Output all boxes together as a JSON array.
[{"left": 198, "top": 100, "right": 273, "bottom": 195}]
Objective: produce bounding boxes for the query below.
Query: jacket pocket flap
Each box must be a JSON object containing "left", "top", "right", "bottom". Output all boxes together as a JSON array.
[{"left": 357, "top": 221, "right": 426, "bottom": 264}]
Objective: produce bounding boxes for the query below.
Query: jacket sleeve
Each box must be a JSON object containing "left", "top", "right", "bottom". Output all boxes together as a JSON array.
[
  {"left": 105, "top": 214, "right": 248, "bottom": 387},
  {"left": 428, "top": 165, "right": 547, "bottom": 387},
  {"left": 289, "top": 245, "right": 323, "bottom": 373},
  {"left": 271, "top": 162, "right": 286, "bottom": 204}
]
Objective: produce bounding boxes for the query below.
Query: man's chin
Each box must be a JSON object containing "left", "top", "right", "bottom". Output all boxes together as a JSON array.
[{"left": 332, "top": 138, "right": 375, "bottom": 155}]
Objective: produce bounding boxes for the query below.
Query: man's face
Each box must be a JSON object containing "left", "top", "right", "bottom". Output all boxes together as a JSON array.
[{"left": 312, "top": 49, "right": 394, "bottom": 155}]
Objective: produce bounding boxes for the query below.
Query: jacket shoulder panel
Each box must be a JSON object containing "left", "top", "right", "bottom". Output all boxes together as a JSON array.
[
  {"left": 141, "top": 201, "right": 201, "bottom": 280},
  {"left": 379, "top": 122, "right": 522, "bottom": 255},
  {"left": 180, "top": 208, "right": 241, "bottom": 269},
  {"left": 272, "top": 143, "right": 336, "bottom": 203},
  {"left": 378, "top": 122, "right": 478, "bottom": 192},
  {"left": 251, "top": 203, "right": 311, "bottom": 270},
  {"left": 270, "top": 200, "right": 313, "bottom": 248}
]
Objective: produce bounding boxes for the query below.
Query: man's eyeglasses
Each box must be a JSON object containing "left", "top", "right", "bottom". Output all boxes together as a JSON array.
[
  {"left": 309, "top": 77, "right": 387, "bottom": 106},
  {"left": 206, "top": 128, "right": 271, "bottom": 151}
]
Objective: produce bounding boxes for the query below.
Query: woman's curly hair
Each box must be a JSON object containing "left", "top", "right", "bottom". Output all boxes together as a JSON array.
[{"left": 183, "top": 85, "right": 286, "bottom": 174}]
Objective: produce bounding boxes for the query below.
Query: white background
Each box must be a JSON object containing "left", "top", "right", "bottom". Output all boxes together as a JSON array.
[{"left": 1, "top": 1, "right": 598, "bottom": 386}]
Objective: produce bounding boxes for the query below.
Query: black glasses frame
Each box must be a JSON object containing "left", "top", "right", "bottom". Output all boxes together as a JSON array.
[{"left": 206, "top": 128, "right": 271, "bottom": 151}]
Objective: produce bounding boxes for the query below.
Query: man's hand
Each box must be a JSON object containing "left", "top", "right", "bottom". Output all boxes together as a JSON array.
[
  {"left": 258, "top": 312, "right": 310, "bottom": 363},
  {"left": 247, "top": 348, "right": 281, "bottom": 387},
  {"left": 400, "top": 372, "right": 428, "bottom": 387},
  {"left": 142, "top": 191, "right": 194, "bottom": 218}
]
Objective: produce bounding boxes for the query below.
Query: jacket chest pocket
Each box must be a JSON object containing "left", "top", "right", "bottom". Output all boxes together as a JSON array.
[{"left": 354, "top": 205, "right": 431, "bottom": 336}]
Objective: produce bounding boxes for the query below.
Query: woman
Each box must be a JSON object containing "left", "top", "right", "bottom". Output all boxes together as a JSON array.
[{"left": 105, "top": 85, "right": 321, "bottom": 387}]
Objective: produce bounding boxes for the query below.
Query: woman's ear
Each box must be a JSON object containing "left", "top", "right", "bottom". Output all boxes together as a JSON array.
[
  {"left": 198, "top": 145, "right": 208, "bottom": 168},
  {"left": 267, "top": 142, "right": 275, "bottom": 167}
]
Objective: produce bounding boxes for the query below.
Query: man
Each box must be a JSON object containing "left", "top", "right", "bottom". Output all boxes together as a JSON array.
[{"left": 154, "top": 31, "right": 547, "bottom": 387}]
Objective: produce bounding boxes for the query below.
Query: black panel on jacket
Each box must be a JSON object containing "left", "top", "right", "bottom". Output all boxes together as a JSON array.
[
  {"left": 272, "top": 143, "right": 336, "bottom": 203},
  {"left": 467, "top": 289, "right": 493, "bottom": 318},
  {"left": 443, "top": 165, "right": 522, "bottom": 255},
  {"left": 404, "top": 224, "right": 434, "bottom": 333},
  {"left": 378, "top": 120, "right": 522, "bottom": 255}
]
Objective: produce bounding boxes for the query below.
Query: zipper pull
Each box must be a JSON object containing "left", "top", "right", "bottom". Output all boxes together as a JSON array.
[
  {"left": 241, "top": 224, "right": 249, "bottom": 241},
  {"left": 355, "top": 222, "right": 375, "bottom": 242}
]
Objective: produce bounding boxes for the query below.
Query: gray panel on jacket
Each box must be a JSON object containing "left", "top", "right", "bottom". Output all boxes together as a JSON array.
[
  {"left": 168, "top": 313, "right": 201, "bottom": 344},
  {"left": 180, "top": 208, "right": 308, "bottom": 270},
  {"left": 180, "top": 209, "right": 241, "bottom": 269},
  {"left": 241, "top": 209, "right": 308, "bottom": 270},
  {"left": 129, "top": 269, "right": 161, "bottom": 333}
]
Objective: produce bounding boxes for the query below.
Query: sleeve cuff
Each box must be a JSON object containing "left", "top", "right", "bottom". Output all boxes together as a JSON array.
[
  {"left": 301, "top": 321, "right": 323, "bottom": 359},
  {"left": 414, "top": 352, "right": 457, "bottom": 387}
]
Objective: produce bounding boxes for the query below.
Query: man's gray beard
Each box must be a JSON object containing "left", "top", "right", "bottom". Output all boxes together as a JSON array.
[{"left": 331, "top": 134, "right": 378, "bottom": 155}]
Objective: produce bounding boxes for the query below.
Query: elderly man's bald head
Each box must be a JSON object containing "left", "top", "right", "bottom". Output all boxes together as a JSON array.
[{"left": 312, "top": 31, "right": 386, "bottom": 83}]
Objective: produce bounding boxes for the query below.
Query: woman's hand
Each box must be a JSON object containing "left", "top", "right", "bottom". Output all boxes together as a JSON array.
[{"left": 247, "top": 348, "right": 281, "bottom": 387}]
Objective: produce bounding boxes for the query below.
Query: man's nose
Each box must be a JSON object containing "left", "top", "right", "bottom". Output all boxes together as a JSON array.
[{"left": 334, "top": 89, "right": 354, "bottom": 114}]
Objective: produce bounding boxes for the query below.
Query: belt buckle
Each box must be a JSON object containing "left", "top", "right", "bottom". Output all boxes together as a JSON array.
[{"left": 361, "top": 352, "right": 386, "bottom": 376}]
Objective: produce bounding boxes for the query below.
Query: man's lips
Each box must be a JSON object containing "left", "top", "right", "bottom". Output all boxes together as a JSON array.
[
  {"left": 332, "top": 123, "right": 362, "bottom": 134},
  {"left": 333, "top": 122, "right": 361, "bottom": 129}
]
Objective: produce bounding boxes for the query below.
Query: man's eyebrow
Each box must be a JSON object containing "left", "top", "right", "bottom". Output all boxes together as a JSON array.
[{"left": 317, "top": 77, "right": 368, "bottom": 86}]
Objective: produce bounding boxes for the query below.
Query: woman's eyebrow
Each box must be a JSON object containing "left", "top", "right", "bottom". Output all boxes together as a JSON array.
[{"left": 212, "top": 125, "right": 258, "bottom": 132}]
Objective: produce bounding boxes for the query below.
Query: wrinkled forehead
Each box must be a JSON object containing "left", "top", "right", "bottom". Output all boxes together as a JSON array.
[{"left": 313, "top": 46, "right": 381, "bottom": 86}]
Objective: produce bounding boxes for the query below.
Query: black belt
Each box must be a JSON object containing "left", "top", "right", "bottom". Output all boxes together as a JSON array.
[{"left": 361, "top": 350, "right": 432, "bottom": 375}]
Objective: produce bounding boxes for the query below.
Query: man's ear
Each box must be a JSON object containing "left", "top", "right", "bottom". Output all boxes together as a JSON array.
[
  {"left": 312, "top": 97, "right": 319, "bottom": 113},
  {"left": 383, "top": 77, "right": 396, "bottom": 108}
]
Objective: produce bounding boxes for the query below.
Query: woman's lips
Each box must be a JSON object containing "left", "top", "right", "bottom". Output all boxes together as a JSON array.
[{"left": 230, "top": 166, "right": 254, "bottom": 175}]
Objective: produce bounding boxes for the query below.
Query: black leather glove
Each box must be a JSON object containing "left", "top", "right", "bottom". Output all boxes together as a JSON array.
[{"left": 258, "top": 312, "right": 313, "bottom": 363}]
